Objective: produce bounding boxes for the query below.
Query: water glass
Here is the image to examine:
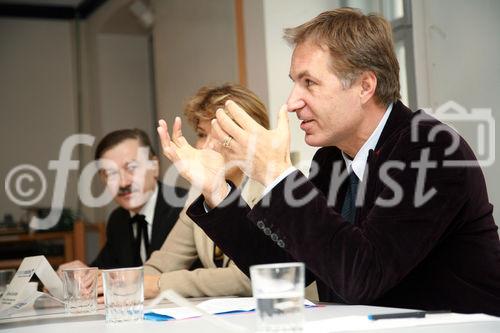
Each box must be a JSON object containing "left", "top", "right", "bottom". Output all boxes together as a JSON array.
[
  {"left": 250, "top": 262, "right": 305, "bottom": 332},
  {"left": 62, "top": 267, "right": 98, "bottom": 314},
  {"left": 102, "top": 266, "right": 143, "bottom": 323}
]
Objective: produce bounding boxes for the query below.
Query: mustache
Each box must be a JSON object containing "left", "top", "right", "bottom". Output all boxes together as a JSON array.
[{"left": 117, "top": 185, "right": 134, "bottom": 196}]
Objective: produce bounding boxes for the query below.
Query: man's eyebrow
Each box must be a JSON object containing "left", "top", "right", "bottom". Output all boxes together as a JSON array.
[
  {"left": 119, "top": 159, "right": 137, "bottom": 167},
  {"left": 289, "top": 71, "right": 311, "bottom": 81}
]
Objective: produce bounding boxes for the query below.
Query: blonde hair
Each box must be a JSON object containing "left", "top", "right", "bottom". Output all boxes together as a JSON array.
[
  {"left": 284, "top": 7, "right": 400, "bottom": 105},
  {"left": 184, "top": 83, "right": 270, "bottom": 130}
]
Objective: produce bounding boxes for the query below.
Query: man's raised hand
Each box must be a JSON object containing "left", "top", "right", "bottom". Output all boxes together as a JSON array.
[{"left": 157, "top": 117, "right": 229, "bottom": 207}]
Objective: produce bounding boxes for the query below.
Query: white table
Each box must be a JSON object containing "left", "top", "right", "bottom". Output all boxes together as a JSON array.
[{"left": 1, "top": 297, "right": 499, "bottom": 333}]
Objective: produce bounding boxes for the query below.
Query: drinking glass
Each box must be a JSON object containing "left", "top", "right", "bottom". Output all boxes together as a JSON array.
[
  {"left": 250, "top": 262, "right": 305, "bottom": 332},
  {"left": 102, "top": 266, "right": 144, "bottom": 323},
  {"left": 62, "top": 267, "right": 98, "bottom": 314}
]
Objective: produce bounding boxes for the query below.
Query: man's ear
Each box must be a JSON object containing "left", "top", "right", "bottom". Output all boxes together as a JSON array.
[{"left": 359, "top": 71, "right": 377, "bottom": 104}]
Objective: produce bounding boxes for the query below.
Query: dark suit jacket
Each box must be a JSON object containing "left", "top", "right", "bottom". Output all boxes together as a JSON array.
[
  {"left": 187, "top": 101, "right": 500, "bottom": 315},
  {"left": 91, "top": 183, "right": 187, "bottom": 269}
]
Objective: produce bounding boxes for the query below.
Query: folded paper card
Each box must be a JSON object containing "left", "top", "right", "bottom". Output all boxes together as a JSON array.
[{"left": 0, "top": 255, "right": 63, "bottom": 317}]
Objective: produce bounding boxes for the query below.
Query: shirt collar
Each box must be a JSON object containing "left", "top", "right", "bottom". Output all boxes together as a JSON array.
[
  {"left": 130, "top": 183, "right": 158, "bottom": 226},
  {"left": 342, "top": 103, "right": 393, "bottom": 181}
]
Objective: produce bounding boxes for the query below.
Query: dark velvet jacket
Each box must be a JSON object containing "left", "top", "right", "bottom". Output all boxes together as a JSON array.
[
  {"left": 187, "top": 101, "right": 500, "bottom": 316},
  {"left": 91, "top": 183, "right": 187, "bottom": 269}
]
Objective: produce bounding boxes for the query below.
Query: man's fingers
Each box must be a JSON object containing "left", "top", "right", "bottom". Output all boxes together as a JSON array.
[
  {"left": 208, "top": 133, "right": 222, "bottom": 153},
  {"left": 224, "top": 100, "right": 260, "bottom": 132},
  {"left": 276, "top": 104, "right": 290, "bottom": 134},
  {"left": 57, "top": 260, "right": 88, "bottom": 278},
  {"left": 277, "top": 104, "right": 289, "bottom": 130},
  {"left": 171, "top": 117, "right": 182, "bottom": 143},
  {"left": 157, "top": 119, "right": 173, "bottom": 150},
  {"left": 210, "top": 118, "right": 232, "bottom": 144},
  {"left": 210, "top": 118, "right": 227, "bottom": 141},
  {"left": 96, "top": 273, "right": 103, "bottom": 291},
  {"left": 276, "top": 104, "right": 292, "bottom": 162},
  {"left": 172, "top": 117, "right": 189, "bottom": 146},
  {"left": 215, "top": 108, "right": 246, "bottom": 143},
  {"left": 157, "top": 119, "right": 186, "bottom": 162}
]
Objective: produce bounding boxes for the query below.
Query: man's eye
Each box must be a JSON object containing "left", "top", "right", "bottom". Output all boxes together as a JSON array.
[
  {"left": 305, "top": 79, "right": 314, "bottom": 87},
  {"left": 105, "top": 170, "right": 119, "bottom": 178},
  {"left": 123, "top": 162, "right": 139, "bottom": 173},
  {"left": 127, "top": 164, "right": 139, "bottom": 172},
  {"left": 197, "top": 133, "right": 207, "bottom": 138}
]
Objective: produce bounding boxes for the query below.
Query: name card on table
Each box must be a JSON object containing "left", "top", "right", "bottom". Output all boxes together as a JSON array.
[{"left": 0, "top": 255, "right": 63, "bottom": 316}]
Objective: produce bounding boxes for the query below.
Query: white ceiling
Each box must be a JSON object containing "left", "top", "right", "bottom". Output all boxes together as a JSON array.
[{"left": 0, "top": 0, "right": 84, "bottom": 7}]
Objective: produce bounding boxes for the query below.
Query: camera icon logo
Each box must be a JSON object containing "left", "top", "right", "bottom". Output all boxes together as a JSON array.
[{"left": 411, "top": 100, "right": 495, "bottom": 167}]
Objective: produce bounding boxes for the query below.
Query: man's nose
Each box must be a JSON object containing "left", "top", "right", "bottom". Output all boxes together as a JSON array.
[
  {"left": 118, "top": 169, "right": 132, "bottom": 187},
  {"left": 286, "top": 86, "right": 306, "bottom": 112}
]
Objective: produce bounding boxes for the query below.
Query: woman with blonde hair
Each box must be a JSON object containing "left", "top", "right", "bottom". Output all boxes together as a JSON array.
[{"left": 143, "top": 83, "right": 269, "bottom": 298}]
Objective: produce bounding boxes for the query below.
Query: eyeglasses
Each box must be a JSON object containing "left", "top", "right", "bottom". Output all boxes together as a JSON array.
[{"left": 102, "top": 161, "right": 141, "bottom": 180}]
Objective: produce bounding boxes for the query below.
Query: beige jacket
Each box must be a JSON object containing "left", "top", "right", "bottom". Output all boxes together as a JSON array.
[
  {"left": 143, "top": 180, "right": 263, "bottom": 297},
  {"left": 144, "top": 179, "right": 318, "bottom": 300}
]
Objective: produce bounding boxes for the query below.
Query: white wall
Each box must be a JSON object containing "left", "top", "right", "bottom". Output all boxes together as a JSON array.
[
  {"left": 412, "top": 0, "right": 500, "bottom": 226},
  {"left": 152, "top": 0, "right": 239, "bottom": 185},
  {"left": 77, "top": 0, "right": 155, "bottom": 225},
  {"left": 243, "top": 0, "right": 269, "bottom": 108},
  {"left": 152, "top": 0, "right": 238, "bottom": 129},
  {"left": 97, "top": 34, "right": 153, "bottom": 136},
  {"left": 0, "top": 18, "right": 78, "bottom": 221}
]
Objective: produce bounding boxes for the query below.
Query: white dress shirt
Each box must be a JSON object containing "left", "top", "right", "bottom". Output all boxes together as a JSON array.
[
  {"left": 130, "top": 184, "right": 158, "bottom": 263},
  {"left": 341, "top": 103, "right": 393, "bottom": 180}
]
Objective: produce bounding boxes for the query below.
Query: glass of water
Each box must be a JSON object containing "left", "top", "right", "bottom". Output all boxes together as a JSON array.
[
  {"left": 102, "top": 266, "right": 144, "bottom": 323},
  {"left": 250, "top": 262, "right": 305, "bottom": 332},
  {"left": 62, "top": 267, "right": 98, "bottom": 314}
]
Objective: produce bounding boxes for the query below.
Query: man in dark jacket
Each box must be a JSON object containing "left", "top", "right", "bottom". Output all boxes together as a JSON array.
[
  {"left": 59, "top": 129, "right": 186, "bottom": 270},
  {"left": 157, "top": 8, "right": 500, "bottom": 315}
]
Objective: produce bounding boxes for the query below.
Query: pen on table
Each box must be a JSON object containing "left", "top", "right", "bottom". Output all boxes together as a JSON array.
[{"left": 368, "top": 310, "right": 426, "bottom": 320}]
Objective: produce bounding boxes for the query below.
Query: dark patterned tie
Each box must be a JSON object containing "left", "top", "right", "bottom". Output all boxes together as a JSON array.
[
  {"left": 131, "top": 214, "right": 150, "bottom": 262},
  {"left": 341, "top": 172, "right": 360, "bottom": 224}
]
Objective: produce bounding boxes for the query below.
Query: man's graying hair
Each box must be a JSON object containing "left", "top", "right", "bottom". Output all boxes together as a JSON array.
[{"left": 284, "top": 7, "right": 401, "bottom": 106}]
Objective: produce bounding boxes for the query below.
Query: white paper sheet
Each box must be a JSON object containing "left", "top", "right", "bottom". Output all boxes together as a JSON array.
[
  {"left": 147, "top": 297, "right": 316, "bottom": 320},
  {"left": 304, "top": 313, "right": 500, "bottom": 332}
]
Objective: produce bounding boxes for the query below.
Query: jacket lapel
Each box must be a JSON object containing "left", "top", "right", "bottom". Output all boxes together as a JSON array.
[{"left": 357, "top": 100, "right": 415, "bottom": 223}]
